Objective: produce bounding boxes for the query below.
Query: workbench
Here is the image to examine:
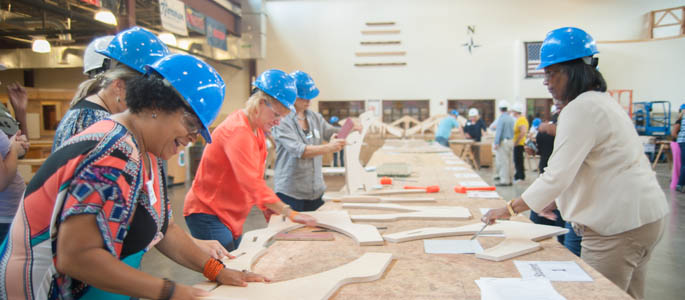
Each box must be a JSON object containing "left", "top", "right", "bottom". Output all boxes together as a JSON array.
[{"left": 217, "top": 140, "right": 632, "bottom": 299}]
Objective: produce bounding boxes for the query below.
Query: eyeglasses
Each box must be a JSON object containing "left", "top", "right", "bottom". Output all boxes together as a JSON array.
[
  {"left": 543, "top": 68, "right": 562, "bottom": 81},
  {"left": 263, "top": 99, "right": 290, "bottom": 119},
  {"left": 182, "top": 109, "right": 202, "bottom": 136}
]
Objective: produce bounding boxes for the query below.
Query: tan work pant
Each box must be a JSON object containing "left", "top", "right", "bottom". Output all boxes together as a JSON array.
[
  {"left": 495, "top": 139, "right": 513, "bottom": 184},
  {"left": 581, "top": 217, "right": 665, "bottom": 300}
]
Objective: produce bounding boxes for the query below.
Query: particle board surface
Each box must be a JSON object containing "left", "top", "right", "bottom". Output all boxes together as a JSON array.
[
  {"left": 343, "top": 203, "right": 472, "bottom": 222},
  {"left": 204, "top": 252, "right": 394, "bottom": 300},
  {"left": 192, "top": 140, "right": 633, "bottom": 300}
]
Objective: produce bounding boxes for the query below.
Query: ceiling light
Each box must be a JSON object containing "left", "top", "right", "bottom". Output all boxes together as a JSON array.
[
  {"left": 158, "top": 32, "right": 177, "bottom": 46},
  {"left": 32, "top": 38, "right": 51, "bottom": 53},
  {"left": 94, "top": 9, "right": 117, "bottom": 26}
]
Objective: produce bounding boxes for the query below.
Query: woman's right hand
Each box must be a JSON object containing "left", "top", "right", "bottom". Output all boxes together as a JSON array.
[
  {"left": 216, "top": 268, "right": 271, "bottom": 287},
  {"left": 291, "top": 213, "right": 317, "bottom": 227},
  {"left": 170, "top": 283, "right": 210, "bottom": 300}
]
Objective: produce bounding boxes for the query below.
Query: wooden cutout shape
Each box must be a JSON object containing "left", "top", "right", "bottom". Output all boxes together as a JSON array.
[
  {"left": 475, "top": 238, "right": 541, "bottom": 262},
  {"left": 343, "top": 203, "right": 472, "bottom": 222},
  {"left": 344, "top": 130, "right": 378, "bottom": 194},
  {"left": 202, "top": 253, "right": 394, "bottom": 300},
  {"left": 330, "top": 195, "right": 436, "bottom": 203},
  {"left": 228, "top": 211, "right": 383, "bottom": 271},
  {"left": 383, "top": 221, "right": 568, "bottom": 243},
  {"left": 382, "top": 221, "right": 568, "bottom": 262}
]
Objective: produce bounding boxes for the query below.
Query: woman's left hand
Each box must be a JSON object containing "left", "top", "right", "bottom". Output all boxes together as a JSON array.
[
  {"left": 193, "top": 238, "right": 232, "bottom": 260},
  {"left": 481, "top": 207, "right": 511, "bottom": 225},
  {"left": 216, "top": 268, "right": 271, "bottom": 287}
]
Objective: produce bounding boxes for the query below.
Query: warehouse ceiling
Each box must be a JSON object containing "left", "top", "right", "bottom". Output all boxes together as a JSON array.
[{"left": 0, "top": 0, "right": 122, "bottom": 49}]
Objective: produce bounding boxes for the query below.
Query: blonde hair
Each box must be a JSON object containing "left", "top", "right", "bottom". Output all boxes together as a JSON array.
[
  {"left": 245, "top": 89, "right": 277, "bottom": 118},
  {"left": 70, "top": 63, "right": 140, "bottom": 107}
]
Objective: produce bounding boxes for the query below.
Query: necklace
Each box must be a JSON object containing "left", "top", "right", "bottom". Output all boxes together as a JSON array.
[
  {"left": 120, "top": 117, "right": 151, "bottom": 180},
  {"left": 94, "top": 92, "right": 114, "bottom": 113}
]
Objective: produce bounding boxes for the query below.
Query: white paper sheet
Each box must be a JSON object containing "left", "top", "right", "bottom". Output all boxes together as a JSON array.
[
  {"left": 475, "top": 277, "right": 567, "bottom": 300},
  {"left": 424, "top": 239, "right": 483, "bottom": 254},
  {"left": 514, "top": 261, "right": 593, "bottom": 282},
  {"left": 458, "top": 180, "right": 490, "bottom": 187},
  {"left": 467, "top": 191, "right": 501, "bottom": 199},
  {"left": 444, "top": 160, "right": 464, "bottom": 165},
  {"left": 454, "top": 173, "right": 480, "bottom": 178}
]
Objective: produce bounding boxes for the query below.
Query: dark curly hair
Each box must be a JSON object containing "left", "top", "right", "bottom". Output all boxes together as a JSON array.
[{"left": 125, "top": 73, "right": 188, "bottom": 114}]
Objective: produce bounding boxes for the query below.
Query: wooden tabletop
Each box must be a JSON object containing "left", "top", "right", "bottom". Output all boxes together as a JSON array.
[{"left": 242, "top": 140, "right": 631, "bottom": 299}]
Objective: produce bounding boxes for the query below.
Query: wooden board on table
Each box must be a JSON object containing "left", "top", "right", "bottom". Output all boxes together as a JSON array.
[
  {"left": 274, "top": 232, "right": 335, "bottom": 241},
  {"left": 376, "top": 162, "right": 411, "bottom": 177},
  {"left": 383, "top": 221, "right": 568, "bottom": 243},
  {"left": 475, "top": 238, "right": 541, "bottom": 262},
  {"left": 328, "top": 195, "right": 436, "bottom": 203},
  {"left": 203, "top": 253, "right": 394, "bottom": 300},
  {"left": 343, "top": 203, "right": 472, "bottom": 222}
]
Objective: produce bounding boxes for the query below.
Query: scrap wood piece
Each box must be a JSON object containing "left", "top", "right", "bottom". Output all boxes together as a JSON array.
[
  {"left": 382, "top": 221, "right": 568, "bottom": 243},
  {"left": 228, "top": 211, "right": 383, "bottom": 272},
  {"left": 202, "top": 252, "right": 394, "bottom": 300},
  {"left": 475, "top": 238, "right": 541, "bottom": 262},
  {"left": 326, "top": 194, "right": 436, "bottom": 203},
  {"left": 343, "top": 203, "right": 472, "bottom": 222}
]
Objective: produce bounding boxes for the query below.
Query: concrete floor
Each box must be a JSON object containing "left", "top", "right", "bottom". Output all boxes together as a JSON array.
[{"left": 141, "top": 162, "right": 684, "bottom": 300}]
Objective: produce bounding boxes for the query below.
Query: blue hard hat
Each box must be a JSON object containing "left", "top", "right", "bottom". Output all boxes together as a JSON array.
[
  {"left": 146, "top": 54, "right": 225, "bottom": 143},
  {"left": 253, "top": 69, "right": 297, "bottom": 112},
  {"left": 330, "top": 116, "right": 339, "bottom": 124},
  {"left": 450, "top": 109, "right": 459, "bottom": 116},
  {"left": 679, "top": 104, "right": 685, "bottom": 111},
  {"left": 97, "top": 26, "right": 170, "bottom": 74},
  {"left": 537, "top": 27, "right": 599, "bottom": 70},
  {"left": 290, "top": 70, "right": 320, "bottom": 100},
  {"left": 532, "top": 118, "right": 542, "bottom": 128}
]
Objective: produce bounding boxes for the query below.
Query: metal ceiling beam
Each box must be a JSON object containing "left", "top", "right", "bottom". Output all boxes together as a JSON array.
[
  {"left": 15, "top": 0, "right": 116, "bottom": 31},
  {"left": 0, "top": 29, "right": 104, "bottom": 36}
]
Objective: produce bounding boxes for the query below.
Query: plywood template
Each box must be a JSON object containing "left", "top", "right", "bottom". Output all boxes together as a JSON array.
[
  {"left": 382, "top": 221, "right": 568, "bottom": 262},
  {"left": 203, "top": 252, "right": 394, "bottom": 300},
  {"left": 343, "top": 203, "right": 472, "bottom": 222},
  {"left": 228, "top": 211, "right": 383, "bottom": 271},
  {"left": 328, "top": 194, "right": 436, "bottom": 203},
  {"left": 383, "top": 221, "right": 568, "bottom": 243},
  {"left": 475, "top": 238, "right": 541, "bottom": 262}
]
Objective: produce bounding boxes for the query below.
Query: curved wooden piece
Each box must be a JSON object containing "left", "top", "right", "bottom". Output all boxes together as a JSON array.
[
  {"left": 475, "top": 239, "right": 541, "bottom": 262},
  {"left": 227, "top": 211, "right": 383, "bottom": 272},
  {"left": 383, "top": 221, "right": 568, "bottom": 244},
  {"left": 343, "top": 203, "right": 472, "bottom": 222},
  {"left": 344, "top": 130, "right": 377, "bottom": 193},
  {"left": 326, "top": 194, "right": 436, "bottom": 203},
  {"left": 202, "top": 252, "right": 394, "bottom": 300}
]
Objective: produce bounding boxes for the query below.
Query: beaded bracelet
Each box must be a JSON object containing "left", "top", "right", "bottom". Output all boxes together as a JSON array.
[
  {"left": 203, "top": 258, "right": 225, "bottom": 282},
  {"left": 159, "top": 278, "right": 176, "bottom": 300}
]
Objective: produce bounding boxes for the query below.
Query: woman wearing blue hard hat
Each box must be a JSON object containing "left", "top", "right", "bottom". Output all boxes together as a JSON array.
[
  {"left": 271, "top": 71, "right": 347, "bottom": 211},
  {"left": 52, "top": 27, "right": 228, "bottom": 259},
  {"left": 482, "top": 27, "right": 667, "bottom": 300},
  {"left": 1, "top": 54, "right": 268, "bottom": 300},
  {"left": 184, "top": 69, "right": 317, "bottom": 251},
  {"left": 54, "top": 26, "right": 170, "bottom": 151}
]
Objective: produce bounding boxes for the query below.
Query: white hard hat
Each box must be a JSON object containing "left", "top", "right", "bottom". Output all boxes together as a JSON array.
[
  {"left": 468, "top": 108, "right": 479, "bottom": 117},
  {"left": 498, "top": 100, "right": 509, "bottom": 109},
  {"left": 83, "top": 35, "right": 114, "bottom": 75},
  {"left": 511, "top": 103, "right": 523, "bottom": 113}
]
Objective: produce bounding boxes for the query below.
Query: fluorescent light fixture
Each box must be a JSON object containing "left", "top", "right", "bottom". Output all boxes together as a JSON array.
[
  {"left": 158, "top": 32, "right": 177, "bottom": 46},
  {"left": 94, "top": 9, "right": 117, "bottom": 25},
  {"left": 32, "top": 38, "right": 51, "bottom": 53}
]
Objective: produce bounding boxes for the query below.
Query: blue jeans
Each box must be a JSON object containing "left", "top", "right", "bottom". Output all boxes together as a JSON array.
[
  {"left": 333, "top": 149, "right": 345, "bottom": 167},
  {"left": 564, "top": 222, "right": 582, "bottom": 257},
  {"left": 435, "top": 136, "right": 449, "bottom": 147},
  {"left": 277, "top": 193, "right": 324, "bottom": 212},
  {"left": 185, "top": 213, "right": 242, "bottom": 251},
  {"left": 0, "top": 223, "right": 9, "bottom": 244}
]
